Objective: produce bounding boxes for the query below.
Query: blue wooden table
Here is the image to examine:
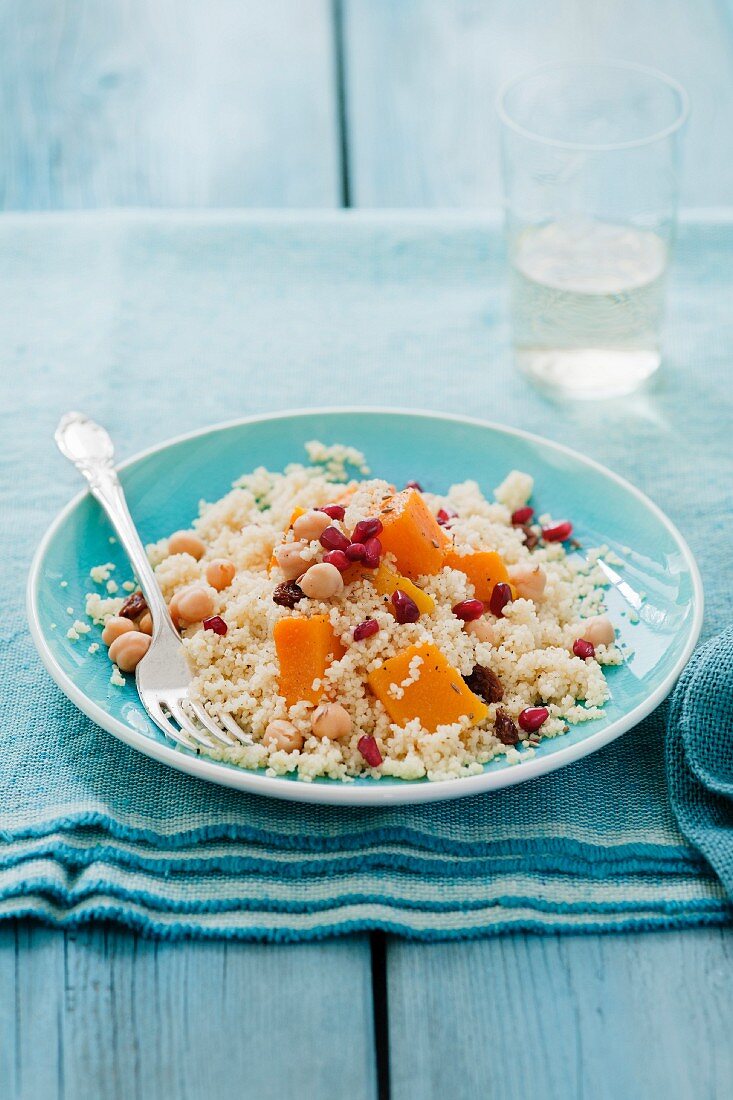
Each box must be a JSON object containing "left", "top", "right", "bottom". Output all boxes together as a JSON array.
[{"left": 1, "top": 3, "right": 732, "bottom": 1097}]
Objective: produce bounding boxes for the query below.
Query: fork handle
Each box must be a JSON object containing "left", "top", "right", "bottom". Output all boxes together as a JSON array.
[{"left": 55, "top": 412, "right": 175, "bottom": 635}]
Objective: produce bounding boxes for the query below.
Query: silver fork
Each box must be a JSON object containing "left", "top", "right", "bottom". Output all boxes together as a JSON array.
[{"left": 55, "top": 412, "right": 251, "bottom": 753}]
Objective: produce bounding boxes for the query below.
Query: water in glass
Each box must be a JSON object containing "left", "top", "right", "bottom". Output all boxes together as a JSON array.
[{"left": 510, "top": 218, "right": 668, "bottom": 398}]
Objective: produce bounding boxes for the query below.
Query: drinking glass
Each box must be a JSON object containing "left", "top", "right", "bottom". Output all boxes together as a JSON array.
[{"left": 497, "top": 61, "right": 689, "bottom": 399}]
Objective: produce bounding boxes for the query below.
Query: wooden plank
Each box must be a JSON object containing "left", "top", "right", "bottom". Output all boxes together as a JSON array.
[
  {"left": 0, "top": 0, "right": 340, "bottom": 208},
  {"left": 343, "top": 0, "right": 733, "bottom": 208},
  {"left": 386, "top": 929, "right": 733, "bottom": 1100},
  {"left": 0, "top": 923, "right": 377, "bottom": 1100}
]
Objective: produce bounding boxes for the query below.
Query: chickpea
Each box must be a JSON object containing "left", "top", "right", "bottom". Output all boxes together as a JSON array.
[
  {"left": 274, "top": 540, "right": 310, "bottom": 580},
  {"left": 581, "top": 616, "right": 616, "bottom": 647},
  {"left": 168, "top": 591, "right": 183, "bottom": 627},
  {"left": 168, "top": 530, "right": 206, "bottom": 560},
  {"left": 101, "top": 616, "right": 136, "bottom": 647},
  {"left": 137, "top": 611, "right": 153, "bottom": 636},
  {"left": 206, "top": 558, "right": 236, "bottom": 591},
  {"left": 311, "top": 703, "right": 352, "bottom": 741},
  {"left": 508, "top": 564, "right": 547, "bottom": 602},
  {"left": 108, "top": 630, "right": 151, "bottom": 672},
  {"left": 169, "top": 585, "right": 215, "bottom": 626},
  {"left": 292, "top": 509, "right": 331, "bottom": 542},
  {"left": 464, "top": 618, "right": 495, "bottom": 644},
  {"left": 299, "top": 562, "right": 344, "bottom": 600},
  {"left": 262, "top": 719, "right": 304, "bottom": 752}
]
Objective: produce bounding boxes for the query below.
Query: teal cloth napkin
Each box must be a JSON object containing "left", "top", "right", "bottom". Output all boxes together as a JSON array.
[
  {"left": 667, "top": 627, "right": 733, "bottom": 896},
  {"left": 2, "top": 210, "right": 732, "bottom": 940}
]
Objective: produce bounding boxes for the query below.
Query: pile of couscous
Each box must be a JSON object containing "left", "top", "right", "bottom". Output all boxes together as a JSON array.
[{"left": 86, "top": 442, "right": 621, "bottom": 782}]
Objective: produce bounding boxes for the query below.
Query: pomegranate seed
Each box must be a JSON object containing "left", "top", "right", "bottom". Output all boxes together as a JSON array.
[
  {"left": 542, "top": 520, "right": 573, "bottom": 543},
  {"left": 358, "top": 735, "right": 383, "bottom": 767},
  {"left": 345, "top": 542, "right": 366, "bottom": 562},
  {"left": 353, "top": 618, "right": 379, "bottom": 642},
  {"left": 573, "top": 638, "right": 595, "bottom": 660},
  {"left": 352, "top": 517, "right": 383, "bottom": 543},
  {"left": 319, "top": 504, "right": 345, "bottom": 520},
  {"left": 405, "top": 480, "right": 423, "bottom": 492},
  {"left": 202, "top": 615, "right": 228, "bottom": 636},
  {"left": 452, "top": 599, "right": 484, "bottom": 622},
  {"left": 362, "top": 537, "right": 382, "bottom": 568},
  {"left": 436, "top": 508, "right": 456, "bottom": 526},
  {"left": 511, "top": 506, "right": 534, "bottom": 525},
  {"left": 323, "top": 549, "right": 350, "bottom": 572},
  {"left": 518, "top": 706, "right": 549, "bottom": 733},
  {"left": 392, "top": 589, "right": 420, "bottom": 623},
  {"left": 319, "top": 526, "right": 351, "bottom": 552},
  {"left": 489, "top": 582, "right": 512, "bottom": 617}
]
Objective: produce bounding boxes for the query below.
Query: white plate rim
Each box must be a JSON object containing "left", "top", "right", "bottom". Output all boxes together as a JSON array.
[{"left": 27, "top": 406, "right": 705, "bottom": 806}]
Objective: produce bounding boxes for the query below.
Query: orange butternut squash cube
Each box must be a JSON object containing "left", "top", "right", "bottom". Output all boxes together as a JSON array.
[
  {"left": 443, "top": 549, "right": 510, "bottom": 603},
  {"left": 274, "top": 614, "right": 345, "bottom": 707},
  {"left": 367, "top": 643, "right": 488, "bottom": 732},
  {"left": 372, "top": 562, "right": 435, "bottom": 615},
  {"left": 379, "top": 489, "right": 449, "bottom": 580}
]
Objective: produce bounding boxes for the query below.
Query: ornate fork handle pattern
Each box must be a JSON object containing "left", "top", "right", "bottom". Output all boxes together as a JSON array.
[{"left": 54, "top": 412, "right": 172, "bottom": 630}]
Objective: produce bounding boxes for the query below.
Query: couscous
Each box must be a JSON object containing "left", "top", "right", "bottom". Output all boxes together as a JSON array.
[{"left": 86, "top": 442, "right": 621, "bottom": 782}]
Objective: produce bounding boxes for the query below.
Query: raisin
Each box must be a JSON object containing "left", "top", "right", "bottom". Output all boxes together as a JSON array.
[
  {"left": 272, "top": 581, "right": 305, "bottom": 609},
  {"left": 495, "top": 707, "right": 519, "bottom": 745},
  {"left": 521, "top": 525, "right": 539, "bottom": 551},
  {"left": 119, "top": 592, "right": 148, "bottom": 620},
  {"left": 464, "top": 665, "right": 504, "bottom": 704}
]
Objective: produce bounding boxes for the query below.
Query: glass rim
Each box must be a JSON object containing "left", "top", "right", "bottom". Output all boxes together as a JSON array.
[{"left": 496, "top": 60, "right": 690, "bottom": 152}]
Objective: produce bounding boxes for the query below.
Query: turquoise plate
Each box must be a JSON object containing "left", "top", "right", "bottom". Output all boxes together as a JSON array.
[{"left": 27, "top": 409, "right": 703, "bottom": 805}]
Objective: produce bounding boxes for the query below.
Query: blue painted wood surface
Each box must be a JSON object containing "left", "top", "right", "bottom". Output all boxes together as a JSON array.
[
  {"left": 0, "top": 0, "right": 340, "bottom": 207},
  {"left": 0, "top": 925, "right": 376, "bottom": 1100},
  {"left": 343, "top": 0, "right": 733, "bottom": 208},
  {"left": 388, "top": 930, "right": 733, "bottom": 1100},
  {"left": 2, "top": 2, "right": 733, "bottom": 1098}
]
